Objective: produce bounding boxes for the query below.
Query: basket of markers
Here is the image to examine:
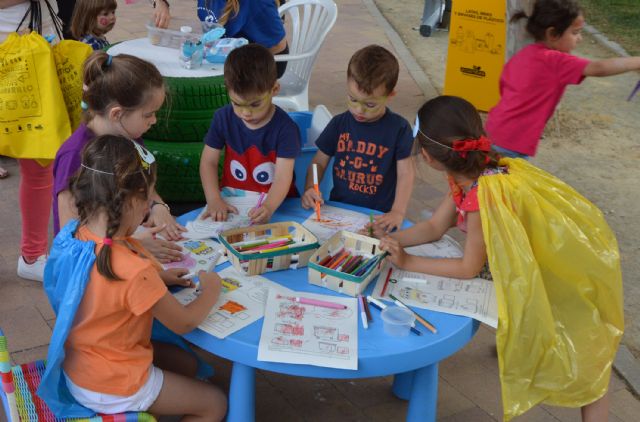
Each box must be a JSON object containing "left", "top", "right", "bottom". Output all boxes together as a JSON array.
[
  {"left": 219, "top": 221, "right": 319, "bottom": 276},
  {"left": 307, "top": 230, "right": 387, "bottom": 296}
]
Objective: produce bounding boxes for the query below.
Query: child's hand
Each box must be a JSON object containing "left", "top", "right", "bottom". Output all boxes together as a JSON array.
[
  {"left": 375, "top": 210, "right": 404, "bottom": 234},
  {"left": 248, "top": 204, "right": 272, "bottom": 225},
  {"left": 145, "top": 205, "right": 186, "bottom": 241},
  {"left": 301, "top": 187, "right": 323, "bottom": 210},
  {"left": 379, "top": 236, "right": 410, "bottom": 269},
  {"left": 197, "top": 271, "right": 223, "bottom": 299},
  {"left": 137, "top": 233, "right": 184, "bottom": 263},
  {"left": 201, "top": 200, "right": 239, "bottom": 222},
  {"left": 360, "top": 222, "right": 386, "bottom": 239},
  {"left": 160, "top": 268, "right": 195, "bottom": 288}
]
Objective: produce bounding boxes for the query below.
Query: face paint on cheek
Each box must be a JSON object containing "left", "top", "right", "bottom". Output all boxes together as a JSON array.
[{"left": 99, "top": 17, "right": 109, "bottom": 26}]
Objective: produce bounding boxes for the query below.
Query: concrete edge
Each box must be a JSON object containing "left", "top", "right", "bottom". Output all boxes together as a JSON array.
[
  {"left": 362, "top": 0, "right": 640, "bottom": 399},
  {"left": 614, "top": 345, "right": 640, "bottom": 398},
  {"left": 583, "top": 24, "right": 631, "bottom": 58},
  {"left": 361, "top": 0, "right": 440, "bottom": 99}
]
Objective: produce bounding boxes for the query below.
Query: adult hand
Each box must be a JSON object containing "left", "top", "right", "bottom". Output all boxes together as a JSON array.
[
  {"left": 201, "top": 200, "right": 239, "bottom": 222},
  {"left": 160, "top": 268, "right": 195, "bottom": 288},
  {"left": 248, "top": 204, "right": 273, "bottom": 225},
  {"left": 374, "top": 210, "right": 404, "bottom": 234},
  {"left": 379, "top": 236, "right": 409, "bottom": 269},
  {"left": 301, "top": 187, "right": 323, "bottom": 210},
  {"left": 153, "top": 0, "right": 171, "bottom": 29},
  {"left": 145, "top": 205, "right": 186, "bottom": 241},
  {"left": 136, "top": 232, "right": 184, "bottom": 263}
]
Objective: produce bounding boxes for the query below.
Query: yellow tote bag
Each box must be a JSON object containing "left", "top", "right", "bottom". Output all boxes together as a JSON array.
[
  {"left": 52, "top": 40, "right": 92, "bottom": 132},
  {"left": 0, "top": 32, "right": 71, "bottom": 160},
  {"left": 478, "top": 158, "right": 624, "bottom": 420}
]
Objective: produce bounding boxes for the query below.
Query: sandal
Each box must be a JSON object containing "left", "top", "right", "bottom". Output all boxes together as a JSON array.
[{"left": 0, "top": 166, "right": 8, "bottom": 179}]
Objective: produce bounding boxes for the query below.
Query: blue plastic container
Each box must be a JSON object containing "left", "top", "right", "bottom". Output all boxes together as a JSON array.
[{"left": 288, "top": 111, "right": 334, "bottom": 200}]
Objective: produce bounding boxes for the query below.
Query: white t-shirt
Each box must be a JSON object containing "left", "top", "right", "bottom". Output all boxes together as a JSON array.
[{"left": 0, "top": 0, "right": 59, "bottom": 43}]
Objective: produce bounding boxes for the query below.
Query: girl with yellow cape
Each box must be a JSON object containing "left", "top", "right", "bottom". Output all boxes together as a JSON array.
[{"left": 371, "top": 96, "right": 623, "bottom": 421}]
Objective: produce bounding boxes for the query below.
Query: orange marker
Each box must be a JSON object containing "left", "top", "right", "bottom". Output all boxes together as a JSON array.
[{"left": 313, "top": 164, "right": 321, "bottom": 221}]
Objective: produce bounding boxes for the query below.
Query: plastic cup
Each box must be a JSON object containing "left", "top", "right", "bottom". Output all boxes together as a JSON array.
[{"left": 381, "top": 306, "right": 415, "bottom": 337}]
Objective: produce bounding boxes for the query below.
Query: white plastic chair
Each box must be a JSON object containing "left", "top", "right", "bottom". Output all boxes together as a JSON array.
[{"left": 273, "top": 0, "right": 338, "bottom": 112}]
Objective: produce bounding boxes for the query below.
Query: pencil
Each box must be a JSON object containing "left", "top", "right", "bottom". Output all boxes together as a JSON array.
[
  {"left": 362, "top": 293, "right": 372, "bottom": 321},
  {"left": 389, "top": 293, "right": 437, "bottom": 334},
  {"left": 313, "top": 164, "right": 321, "bottom": 221}
]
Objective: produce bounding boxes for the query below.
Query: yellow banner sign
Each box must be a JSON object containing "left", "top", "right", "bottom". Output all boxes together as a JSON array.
[{"left": 444, "top": 1, "right": 506, "bottom": 112}]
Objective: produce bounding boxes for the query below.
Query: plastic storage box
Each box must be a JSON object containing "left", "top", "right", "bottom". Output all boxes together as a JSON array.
[
  {"left": 307, "top": 231, "right": 386, "bottom": 296},
  {"left": 219, "top": 221, "right": 319, "bottom": 276},
  {"left": 146, "top": 23, "right": 190, "bottom": 49}
]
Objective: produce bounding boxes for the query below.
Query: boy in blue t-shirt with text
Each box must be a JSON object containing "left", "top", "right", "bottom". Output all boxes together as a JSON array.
[
  {"left": 301, "top": 45, "right": 415, "bottom": 232},
  {"left": 200, "top": 44, "right": 301, "bottom": 224}
]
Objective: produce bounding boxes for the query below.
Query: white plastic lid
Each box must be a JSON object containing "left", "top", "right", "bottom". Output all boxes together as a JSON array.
[{"left": 180, "top": 26, "right": 193, "bottom": 34}]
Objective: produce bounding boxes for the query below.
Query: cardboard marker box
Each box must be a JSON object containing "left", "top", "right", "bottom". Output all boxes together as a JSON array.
[{"left": 307, "top": 231, "right": 385, "bottom": 297}]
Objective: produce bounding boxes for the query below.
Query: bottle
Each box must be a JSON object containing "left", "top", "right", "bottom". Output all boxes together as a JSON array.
[{"left": 179, "top": 26, "right": 203, "bottom": 69}]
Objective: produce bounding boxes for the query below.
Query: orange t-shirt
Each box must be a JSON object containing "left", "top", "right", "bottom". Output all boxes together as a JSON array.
[{"left": 63, "top": 226, "right": 168, "bottom": 396}]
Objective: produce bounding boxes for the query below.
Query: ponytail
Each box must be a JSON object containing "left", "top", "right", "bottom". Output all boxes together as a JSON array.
[{"left": 82, "top": 51, "right": 164, "bottom": 122}]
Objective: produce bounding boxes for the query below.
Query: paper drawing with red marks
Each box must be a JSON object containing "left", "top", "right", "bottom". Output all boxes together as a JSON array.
[{"left": 258, "top": 289, "right": 358, "bottom": 370}]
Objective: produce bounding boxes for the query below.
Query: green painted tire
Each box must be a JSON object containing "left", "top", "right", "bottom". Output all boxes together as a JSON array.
[
  {"left": 146, "top": 75, "right": 229, "bottom": 143},
  {"left": 146, "top": 140, "right": 224, "bottom": 203}
]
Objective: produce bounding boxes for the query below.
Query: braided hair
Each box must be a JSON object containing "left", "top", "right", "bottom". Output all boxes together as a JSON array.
[{"left": 69, "top": 135, "right": 157, "bottom": 280}]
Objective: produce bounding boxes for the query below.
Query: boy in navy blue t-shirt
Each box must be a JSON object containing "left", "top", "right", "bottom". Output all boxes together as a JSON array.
[
  {"left": 302, "top": 45, "right": 415, "bottom": 233},
  {"left": 200, "top": 44, "right": 301, "bottom": 224}
]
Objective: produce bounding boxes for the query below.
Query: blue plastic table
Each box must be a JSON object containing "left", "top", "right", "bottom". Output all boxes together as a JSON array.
[{"left": 177, "top": 199, "right": 478, "bottom": 422}]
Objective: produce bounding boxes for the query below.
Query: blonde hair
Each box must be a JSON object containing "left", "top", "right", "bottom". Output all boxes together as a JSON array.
[
  {"left": 70, "top": 0, "right": 117, "bottom": 39},
  {"left": 218, "top": 1, "right": 281, "bottom": 26}
]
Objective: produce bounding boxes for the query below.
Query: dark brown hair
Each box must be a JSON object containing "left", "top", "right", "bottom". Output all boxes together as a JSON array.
[
  {"left": 70, "top": 135, "right": 157, "bottom": 281},
  {"left": 347, "top": 45, "right": 399, "bottom": 95},
  {"left": 511, "top": 0, "right": 583, "bottom": 41},
  {"left": 70, "top": 0, "right": 117, "bottom": 39},
  {"left": 224, "top": 44, "right": 277, "bottom": 96},
  {"left": 415, "top": 96, "right": 499, "bottom": 179},
  {"left": 82, "top": 51, "right": 165, "bottom": 122}
]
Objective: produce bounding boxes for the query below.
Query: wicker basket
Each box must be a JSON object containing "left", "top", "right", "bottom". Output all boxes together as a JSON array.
[
  {"left": 219, "top": 221, "right": 319, "bottom": 275},
  {"left": 308, "top": 231, "right": 386, "bottom": 296}
]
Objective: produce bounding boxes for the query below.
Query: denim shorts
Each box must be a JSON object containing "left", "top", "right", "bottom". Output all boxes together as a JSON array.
[{"left": 491, "top": 144, "right": 530, "bottom": 160}]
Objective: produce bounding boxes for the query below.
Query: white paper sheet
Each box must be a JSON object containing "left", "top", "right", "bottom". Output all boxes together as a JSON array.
[
  {"left": 301, "top": 205, "right": 370, "bottom": 243},
  {"left": 373, "top": 264, "right": 497, "bottom": 327},
  {"left": 373, "top": 238, "right": 498, "bottom": 328},
  {"left": 162, "top": 238, "right": 228, "bottom": 273},
  {"left": 172, "top": 267, "right": 293, "bottom": 339},
  {"left": 258, "top": 289, "right": 358, "bottom": 370},
  {"left": 182, "top": 191, "right": 262, "bottom": 239}
]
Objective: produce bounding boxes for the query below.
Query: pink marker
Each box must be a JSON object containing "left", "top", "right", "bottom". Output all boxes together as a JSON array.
[{"left": 295, "top": 297, "right": 346, "bottom": 310}]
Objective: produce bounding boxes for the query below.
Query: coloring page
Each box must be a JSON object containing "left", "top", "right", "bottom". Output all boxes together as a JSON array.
[
  {"left": 172, "top": 266, "right": 294, "bottom": 339},
  {"left": 302, "top": 205, "right": 370, "bottom": 242},
  {"left": 182, "top": 190, "right": 261, "bottom": 239},
  {"left": 258, "top": 289, "right": 358, "bottom": 370},
  {"left": 373, "top": 262, "right": 498, "bottom": 328},
  {"left": 162, "top": 238, "right": 228, "bottom": 273},
  {"left": 404, "top": 235, "right": 463, "bottom": 259}
]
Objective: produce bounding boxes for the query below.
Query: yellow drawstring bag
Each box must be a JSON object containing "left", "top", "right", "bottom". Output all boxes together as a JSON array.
[
  {"left": 478, "top": 158, "right": 623, "bottom": 421},
  {"left": 52, "top": 40, "right": 92, "bottom": 133}
]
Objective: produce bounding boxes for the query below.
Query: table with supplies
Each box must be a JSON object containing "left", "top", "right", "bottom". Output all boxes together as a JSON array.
[{"left": 176, "top": 199, "right": 478, "bottom": 422}]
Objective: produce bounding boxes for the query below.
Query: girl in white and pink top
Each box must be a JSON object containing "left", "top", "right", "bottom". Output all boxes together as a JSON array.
[{"left": 486, "top": 0, "right": 640, "bottom": 158}]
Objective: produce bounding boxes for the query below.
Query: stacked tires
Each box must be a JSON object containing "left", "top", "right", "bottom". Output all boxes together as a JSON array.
[{"left": 145, "top": 75, "right": 228, "bottom": 202}]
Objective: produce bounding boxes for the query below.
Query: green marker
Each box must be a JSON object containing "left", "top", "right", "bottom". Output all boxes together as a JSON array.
[{"left": 369, "top": 212, "right": 374, "bottom": 237}]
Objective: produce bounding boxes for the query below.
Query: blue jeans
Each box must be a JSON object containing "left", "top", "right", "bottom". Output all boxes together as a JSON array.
[{"left": 492, "top": 144, "right": 530, "bottom": 160}]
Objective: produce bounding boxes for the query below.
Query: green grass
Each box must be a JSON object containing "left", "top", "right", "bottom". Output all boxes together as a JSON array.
[{"left": 580, "top": 0, "right": 640, "bottom": 55}]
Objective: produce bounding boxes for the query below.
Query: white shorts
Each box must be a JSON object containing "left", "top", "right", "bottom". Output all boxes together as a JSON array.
[{"left": 64, "top": 366, "right": 164, "bottom": 414}]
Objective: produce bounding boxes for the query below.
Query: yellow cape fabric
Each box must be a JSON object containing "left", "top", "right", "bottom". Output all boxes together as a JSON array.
[{"left": 477, "top": 158, "right": 623, "bottom": 420}]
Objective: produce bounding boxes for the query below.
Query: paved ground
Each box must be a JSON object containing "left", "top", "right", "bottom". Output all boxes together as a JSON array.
[{"left": 1, "top": 0, "right": 639, "bottom": 421}]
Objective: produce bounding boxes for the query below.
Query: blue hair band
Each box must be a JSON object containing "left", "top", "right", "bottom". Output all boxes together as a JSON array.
[
  {"left": 80, "top": 100, "right": 88, "bottom": 110},
  {"left": 105, "top": 54, "right": 113, "bottom": 67}
]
